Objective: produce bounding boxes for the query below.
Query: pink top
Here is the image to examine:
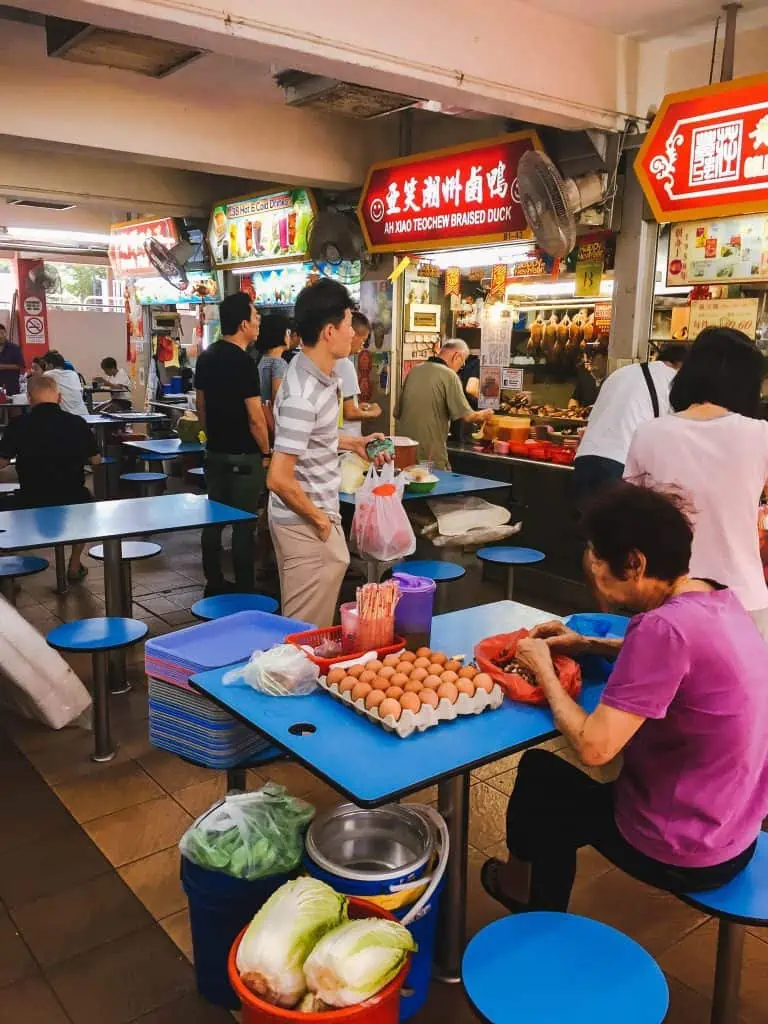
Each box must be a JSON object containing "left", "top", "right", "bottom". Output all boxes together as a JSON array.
[
  {"left": 603, "top": 588, "right": 768, "bottom": 867},
  {"left": 625, "top": 413, "right": 768, "bottom": 611}
]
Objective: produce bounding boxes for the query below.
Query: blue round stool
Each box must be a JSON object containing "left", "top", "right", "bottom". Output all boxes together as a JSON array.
[
  {"left": 476, "top": 546, "right": 546, "bottom": 600},
  {"left": 89, "top": 541, "right": 162, "bottom": 618},
  {"left": 47, "top": 617, "right": 148, "bottom": 763},
  {"left": 463, "top": 912, "right": 669, "bottom": 1024},
  {"left": 0, "top": 555, "right": 49, "bottom": 606},
  {"left": 120, "top": 471, "right": 167, "bottom": 496},
  {"left": 191, "top": 593, "right": 279, "bottom": 621},
  {"left": 678, "top": 833, "right": 768, "bottom": 1023}
]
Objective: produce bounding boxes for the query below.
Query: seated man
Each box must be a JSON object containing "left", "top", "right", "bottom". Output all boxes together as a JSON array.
[
  {"left": 0, "top": 375, "right": 101, "bottom": 583},
  {"left": 41, "top": 350, "right": 88, "bottom": 417},
  {"left": 482, "top": 482, "right": 768, "bottom": 913},
  {"left": 93, "top": 356, "right": 133, "bottom": 411}
]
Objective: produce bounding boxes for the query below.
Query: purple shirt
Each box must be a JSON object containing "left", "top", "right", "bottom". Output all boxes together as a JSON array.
[
  {"left": 602, "top": 588, "right": 768, "bottom": 868},
  {"left": 0, "top": 341, "right": 24, "bottom": 395}
]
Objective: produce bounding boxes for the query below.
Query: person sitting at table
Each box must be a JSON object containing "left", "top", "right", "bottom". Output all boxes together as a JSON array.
[
  {"left": 41, "top": 350, "right": 88, "bottom": 418},
  {"left": 27, "top": 356, "right": 46, "bottom": 379},
  {"left": 481, "top": 481, "right": 768, "bottom": 914},
  {"left": 92, "top": 356, "right": 133, "bottom": 412},
  {"left": 0, "top": 375, "right": 101, "bottom": 583}
]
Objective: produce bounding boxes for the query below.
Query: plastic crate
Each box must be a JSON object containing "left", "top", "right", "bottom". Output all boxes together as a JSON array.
[{"left": 285, "top": 626, "right": 405, "bottom": 675}]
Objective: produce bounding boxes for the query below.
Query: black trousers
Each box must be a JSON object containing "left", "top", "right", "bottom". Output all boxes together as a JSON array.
[
  {"left": 506, "top": 749, "right": 756, "bottom": 912},
  {"left": 572, "top": 454, "right": 624, "bottom": 512}
]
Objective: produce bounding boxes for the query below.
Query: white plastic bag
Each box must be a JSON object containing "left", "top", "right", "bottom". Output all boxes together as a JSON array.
[
  {"left": 351, "top": 463, "right": 416, "bottom": 563},
  {"left": 222, "top": 644, "right": 319, "bottom": 696}
]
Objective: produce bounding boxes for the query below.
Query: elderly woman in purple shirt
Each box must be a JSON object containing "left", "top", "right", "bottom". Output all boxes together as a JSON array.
[{"left": 482, "top": 482, "right": 768, "bottom": 913}]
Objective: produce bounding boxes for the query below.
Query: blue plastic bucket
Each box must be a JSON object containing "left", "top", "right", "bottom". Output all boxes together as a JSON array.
[
  {"left": 303, "top": 804, "right": 447, "bottom": 1021},
  {"left": 181, "top": 856, "right": 293, "bottom": 1008},
  {"left": 565, "top": 613, "right": 630, "bottom": 682}
]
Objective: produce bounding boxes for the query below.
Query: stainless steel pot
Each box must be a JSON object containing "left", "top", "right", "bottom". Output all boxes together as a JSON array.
[{"left": 305, "top": 803, "right": 434, "bottom": 884}]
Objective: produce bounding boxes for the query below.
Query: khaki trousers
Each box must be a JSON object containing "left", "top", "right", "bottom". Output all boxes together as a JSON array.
[{"left": 270, "top": 518, "right": 350, "bottom": 628}]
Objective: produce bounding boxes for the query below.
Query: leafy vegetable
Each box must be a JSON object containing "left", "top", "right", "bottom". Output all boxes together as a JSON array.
[
  {"left": 236, "top": 878, "right": 347, "bottom": 1007},
  {"left": 304, "top": 918, "right": 416, "bottom": 1007}
]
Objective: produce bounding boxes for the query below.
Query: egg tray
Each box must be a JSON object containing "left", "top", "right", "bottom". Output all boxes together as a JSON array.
[{"left": 318, "top": 676, "right": 504, "bottom": 739}]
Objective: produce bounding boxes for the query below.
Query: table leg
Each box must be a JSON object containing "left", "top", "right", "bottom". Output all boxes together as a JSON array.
[
  {"left": 91, "top": 651, "right": 116, "bottom": 762},
  {"left": 434, "top": 772, "right": 470, "bottom": 984},
  {"left": 505, "top": 566, "right": 515, "bottom": 602},
  {"left": 103, "top": 537, "right": 131, "bottom": 694},
  {"left": 710, "top": 920, "right": 745, "bottom": 1024},
  {"left": 54, "top": 546, "right": 68, "bottom": 594}
]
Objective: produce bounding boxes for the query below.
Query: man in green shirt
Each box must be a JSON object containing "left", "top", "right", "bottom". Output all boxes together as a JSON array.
[{"left": 395, "top": 339, "right": 493, "bottom": 469}]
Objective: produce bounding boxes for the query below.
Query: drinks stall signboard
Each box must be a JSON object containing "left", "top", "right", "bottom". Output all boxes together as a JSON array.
[
  {"left": 208, "top": 188, "right": 317, "bottom": 270},
  {"left": 109, "top": 217, "right": 179, "bottom": 279},
  {"left": 357, "top": 131, "right": 543, "bottom": 253},
  {"left": 636, "top": 73, "right": 768, "bottom": 223}
]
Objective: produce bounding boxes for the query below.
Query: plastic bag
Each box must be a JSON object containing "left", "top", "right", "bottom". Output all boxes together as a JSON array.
[
  {"left": 222, "top": 644, "right": 319, "bottom": 696},
  {"left": 351, "top": 463, "right": 416, "bottom": 563},
  {"left": 179, "top": 783, "right": 315, "bottom": 880},
  {"left": 474, "top": 629, "right": 582, "bottom": 706}
]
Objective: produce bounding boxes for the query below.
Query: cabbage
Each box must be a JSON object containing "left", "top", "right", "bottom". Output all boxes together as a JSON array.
[
  {"left": 236, "top": 878, "right": 347, "bottom": 1007},
  {"left": 304, "top": 918, "right": 416, "bottom": 1007}
]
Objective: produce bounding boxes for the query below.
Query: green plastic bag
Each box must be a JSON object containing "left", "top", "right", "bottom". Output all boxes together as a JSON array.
[{"left": 179, "top": 783, "right": 315, "bottom": 880}]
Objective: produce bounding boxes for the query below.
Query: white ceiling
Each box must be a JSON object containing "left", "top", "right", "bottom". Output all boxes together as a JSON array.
[{"left": 522, "top": 0, "right": 768, "bottom": 39}]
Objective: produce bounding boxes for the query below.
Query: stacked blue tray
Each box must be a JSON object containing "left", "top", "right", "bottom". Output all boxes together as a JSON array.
[{"left": 145, "top": 610, "right": 312, "bottom": 768}]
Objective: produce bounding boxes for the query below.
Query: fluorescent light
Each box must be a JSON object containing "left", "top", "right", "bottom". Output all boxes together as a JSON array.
[
  {"left": 506, "top": 279, "right": 614, "bottom": 298},
  {"left": 418, "top": 242, "right": 532, "bottom": 271},
  {"left": 3, "top": 226, "right": 112, "bottom": 246},
  {"left": 231, "top": 263, "right": 310, "bottom": 276}
]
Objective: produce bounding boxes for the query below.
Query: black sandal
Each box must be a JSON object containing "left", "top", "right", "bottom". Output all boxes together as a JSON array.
[{"left": 480, "top": 858, "right": 528, "bottom": 914}]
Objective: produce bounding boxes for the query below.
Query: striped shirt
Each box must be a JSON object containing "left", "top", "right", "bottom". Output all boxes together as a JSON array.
[{"left": 269, "top": 352, "right": 342, "bottom": 525}]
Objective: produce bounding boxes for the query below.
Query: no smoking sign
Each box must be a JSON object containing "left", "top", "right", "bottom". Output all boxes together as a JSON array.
[{"left": 24, "top": 315, "right": 46, "bottom": 345}]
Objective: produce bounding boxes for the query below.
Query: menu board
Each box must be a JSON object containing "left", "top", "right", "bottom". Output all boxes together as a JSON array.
[
  {"left": 667, "top": 215, "right": 768, "bottom": 285},
  {"left": 689, "top": 298, "right": 759, "bottom": 339},
  {"left": 208, "top": 189, "right": 316, "bottom": 270}
]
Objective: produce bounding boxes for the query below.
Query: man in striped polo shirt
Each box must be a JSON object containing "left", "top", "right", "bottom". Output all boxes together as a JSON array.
[{"left": 267, "top": 279, "right": 383, "bottom": 626}]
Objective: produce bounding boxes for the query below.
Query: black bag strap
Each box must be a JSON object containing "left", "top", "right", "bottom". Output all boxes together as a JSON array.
[{"left": 640, "top": 361, "right": 660, "bottom": 418}]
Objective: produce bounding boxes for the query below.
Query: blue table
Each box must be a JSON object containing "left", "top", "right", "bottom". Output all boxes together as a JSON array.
[
  {"left": 340, "top": 470, "right": 509, "bottom": 505},
  {"left": 191, "top": 600, "right": 603, "bottom": 981},
  {"left": 123, "top": 438, "right": 204, "bottom": 456},
  {"left": 84, "top": 414, "right": 117, "bottom": 451},
  {"left": 107, "top": 411, "right": 168, "bottom": 425},
  {"left": 0, "top": 494, "right": 256, "bottom": 699}
]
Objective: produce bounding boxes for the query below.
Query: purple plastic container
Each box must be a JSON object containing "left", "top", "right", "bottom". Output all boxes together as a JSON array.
[{"left": 393, "top": 573, "right": 436, "bottom": 650}]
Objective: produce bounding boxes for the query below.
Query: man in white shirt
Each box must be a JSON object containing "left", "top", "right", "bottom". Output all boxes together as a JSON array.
[
  {"left": 94, "top": 356, "right": 133, "bottom": 412},
  {"left": 42, "top": 350, "right": 88, "bottom": 418},
  {"left": 335, "top": 311, "right": 381, "bottom": 436},
  {"left": 573, "top": 344, "right": 687, "bottom": 507}
]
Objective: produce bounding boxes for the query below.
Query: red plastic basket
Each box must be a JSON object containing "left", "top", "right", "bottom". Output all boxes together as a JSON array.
[{"left": 285, "top": 626, "right": 405, "bottom": 675}]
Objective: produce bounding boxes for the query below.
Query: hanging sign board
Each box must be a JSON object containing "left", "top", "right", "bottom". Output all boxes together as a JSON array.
[
  {"left": 207, "top": 188, "right": 317, "bottom": 270},
  {"left": 501, "top": 368, "right": 524, "bottom": 390},
  {"left": 444, "top": 267, "right": 461, "bottom": 297},
  {"left": 109, "top": 217, "right": 179, "bottom": 279},
  {"left": 689, "top": 298, "right": 759, "bottom": 339},
  {"left": 666, "top": 214, "right": 768, "bottom": 285},
  {"left": 636, "top": 73, "right": 768, "bottom": 223},
  {"left": 574, "top": 236, "right": 605, "bottom": 297},
  {"left": 488, "top": 263, "right": 508, "bottom": 301},
  {"left": 357, "top": 131, "right": 543, "bottom": 252}
]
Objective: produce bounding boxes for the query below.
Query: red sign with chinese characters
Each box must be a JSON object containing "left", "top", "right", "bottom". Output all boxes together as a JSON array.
[
  {"left": 109, "top": 217, "right": 179, "bottom": 279},
  {"left": 636, "top": 73, "right": 768, "bottom": 223},
  {"left": 357, "top": 131, "right": 543, "bottom": 252}
]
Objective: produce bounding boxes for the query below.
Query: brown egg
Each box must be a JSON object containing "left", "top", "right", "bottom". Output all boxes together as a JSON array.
[
  {"left": 390, "top": 672, "right": 410, "bottom": 688},
  {"left": 395, "top": 661, "right": 414, "bottom": 675},
  {"left": 416, "top": 647, "right": 433, "bottom": 659},
  {"left": 440, "top": 670, "right": 459, "bottom": 685},
  {"left": 430, "top": 652, "right": 447, "bottom": 666},
  {"left": 379, "top": 698, "right": 402, "bottom": 721},
  {"left": 366, "top": 660, "right": 384, "bottom": 673},
  {"left": 473, "top": 673, "right": 494, "bottom": 693},
  {"left": 385, "top": 685, "right": 404, "bottom": 700},
  {"left": 437, "top": 681, "right": 459, "bottom": 703},
  {"left": 399, "top": 692, "right": 422, "bottom": 713},
  {"left": 383, "top": 654, "right": 401, "bottom": 668},
  {"left": 371, "top": 675, "right": 391, "bottom": 691},
  {"left": 339, "top": 676, "right": 357, "bottom": 693},
  {"left": 423, "top": 674, "right": 443, "bottom": 690},
  {"left": 378, "top": 666, "right": 396, "bottom": 680},
  {"left": 413, "top": 657, "right": 431, "bottom": 670},
  {"left": 458, "top": 665, "right": 478, "bottom": 679},
  {"left": 398, "top": 650, "right": 417, "bottom": 663},
  {"left": 327, "top": 668, "right": 346, "bottom": 686},
  {"left": 347, "top": 664, "right": 365, "bottom": 678},
  {"left": 456, "top": 678, "right": 476, "bottom": 697},
  {"left": 428, "top": 663, "right": 445, "bottom": 677},
  {"left": 359, "top": 670, "right": 378, "bottom": 685},
  {"left": 419, "top": 688, "right": 439, "bottom": 709},
  {"left": 366, "top": 689, "right": 386, "bottom": 711},
  {"left": 352, "top": 681, "right": 372, "bottom": 702},
  {"left": 404, "top": 679, "right": 423, "bottom": 693},
  {"left": 444, "top": 659, "right": 462, "bottom": 673},
  {"left": 409, "top": 667, "right": 428, "bottom": 683}
]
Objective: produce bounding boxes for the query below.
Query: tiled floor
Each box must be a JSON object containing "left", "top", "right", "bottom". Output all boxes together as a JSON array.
[{"left": 0, "top": 485, "right": 767, "bottom": 1022}]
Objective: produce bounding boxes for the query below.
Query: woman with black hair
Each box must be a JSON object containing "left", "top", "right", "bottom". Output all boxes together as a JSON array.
[
  {"left": 255, "top": 313, "right": 292, "bottom": 407},
  {"left": 624, "top": 327, "right": 768, "bottom": 635},
  {"left": 482, "top": 482, "right": 768, "bottom": 914}
]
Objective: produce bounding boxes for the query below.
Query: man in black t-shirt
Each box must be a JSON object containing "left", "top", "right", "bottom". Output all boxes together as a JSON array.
[
  {"left": 0, "top": 375, "right": 101, "bottom": 583},
  {"left": 194, "top": 293, "right": 270, "bottom": 595}
]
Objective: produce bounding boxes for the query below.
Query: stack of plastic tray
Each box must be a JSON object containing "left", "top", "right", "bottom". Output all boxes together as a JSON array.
[{"left": 145, "top": 610, "right": 312, "bottom": 768}]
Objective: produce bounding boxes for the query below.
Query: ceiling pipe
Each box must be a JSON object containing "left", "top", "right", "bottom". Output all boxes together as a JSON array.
[{"left": 720, "top": 3, "right": 741, "bottom": 82}]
